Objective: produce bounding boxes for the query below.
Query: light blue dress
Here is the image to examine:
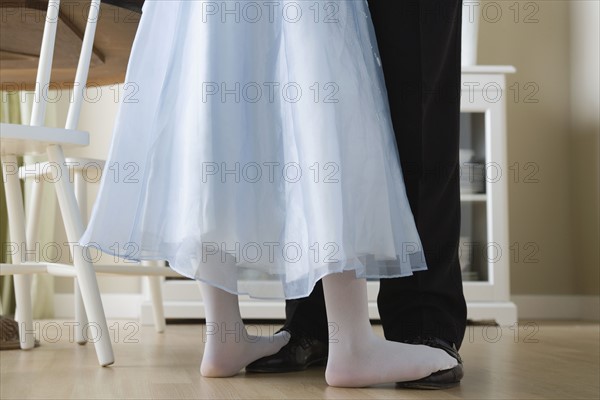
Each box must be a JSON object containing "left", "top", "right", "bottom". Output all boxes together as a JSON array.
[{"left": 79, "top": 0, "right": 427, "bottom": 299}]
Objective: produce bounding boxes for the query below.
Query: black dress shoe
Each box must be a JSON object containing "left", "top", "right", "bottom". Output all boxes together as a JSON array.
[
  {"left": 396, "top": 337, "right": 464, "bottom": 390},
  {"left": 246, "top": 330, "right": 328, "bottom": 373}
]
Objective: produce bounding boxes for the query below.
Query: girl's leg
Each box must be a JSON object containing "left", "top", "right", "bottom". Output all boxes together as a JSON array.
[
  {"left": 199, "top": 281, "right": 290, "bottom": 377},
  {"left": 198, "top": 251, "right": 290, "bottom": 378},
  {"left": 322, "top": 271, "right": 457, "bottom": 387}
]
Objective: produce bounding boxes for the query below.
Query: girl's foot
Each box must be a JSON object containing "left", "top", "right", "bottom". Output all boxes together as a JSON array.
[
  {"left": 325, "top": 333, "right": 457, "bottom": 387},
  {"left": 201, "top": 324, "right": 290, "bottom": 377}
]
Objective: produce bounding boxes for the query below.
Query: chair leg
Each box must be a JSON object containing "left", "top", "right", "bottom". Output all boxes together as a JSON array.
[
  {"left": 142, "top": 261, "right": 166, "bottom": 333},
  {"left": 24, "top": 173, "right": 45, "bottom": 326},
  {"left": 73, "top": 167, "right": 89, "bottom": 345},
  {"left": 25, "top": 173, "right": 44, "bottom": 258},
  {"left": 46, "top": 145, "right": 114, "bottom": 366},
  {"left": 2, "top": 155, "right": 35, "bottom": 350},
  {"left": 74, "top": 281, "right": 89, "bottom": 345}
]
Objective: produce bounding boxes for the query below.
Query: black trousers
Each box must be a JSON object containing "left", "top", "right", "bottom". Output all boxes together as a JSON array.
[{"left": 283, "top": 0, "right": 467, "bottom": 349}]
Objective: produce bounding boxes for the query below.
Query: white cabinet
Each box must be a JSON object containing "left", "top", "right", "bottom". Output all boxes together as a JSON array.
[
  {"left": 457, "top": 65, "right": 518, "bottom": 325},
  {"left": 142, "top": 66, "right": 518, "bottom": 326}
]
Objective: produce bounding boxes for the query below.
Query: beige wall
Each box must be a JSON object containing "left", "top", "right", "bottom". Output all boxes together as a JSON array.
[
  {"left": 569, "top": 0, "right": 599, "bottom": 296},
  {"left": 478, "top": 0, "right": 599, "bottom": 295}
]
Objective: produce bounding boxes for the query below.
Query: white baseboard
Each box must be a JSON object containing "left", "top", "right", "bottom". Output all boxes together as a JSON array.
[
  {"left": 581, "top": 296, "right": 600, "bottom": 320},
  {"left": 511, "top": 295, "right": 600, "bottom": 321},
  {"left": 54, "top": 293, "right": 143, "bottom": 319},
  {"left": 53, "top": 293, "right": 599, "bottom": 322}
]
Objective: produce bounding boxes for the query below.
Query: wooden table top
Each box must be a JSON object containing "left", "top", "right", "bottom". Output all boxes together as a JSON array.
[{"left": 0, "top": 0, "right": 144, "bottom": 91}]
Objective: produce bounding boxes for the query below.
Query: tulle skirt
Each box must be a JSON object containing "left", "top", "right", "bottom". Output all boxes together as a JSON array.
[{"left": 78, "top": 0, "right": 427, "bottom": 299}]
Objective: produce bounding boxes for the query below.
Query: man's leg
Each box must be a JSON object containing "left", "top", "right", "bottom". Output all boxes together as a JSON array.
[
  {"left": 370, "top": 0, "right": 467, "bottom": 349},
  {"left": 245, "top": 280, "right": 329, "bottom": 372},
  {"left": 282, "top": 280, "right": 329, "bottom": 343}
]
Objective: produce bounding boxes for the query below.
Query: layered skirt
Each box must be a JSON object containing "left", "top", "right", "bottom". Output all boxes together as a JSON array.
[{"left": 79, "top": 0, "right": 427, "bottom": 299}]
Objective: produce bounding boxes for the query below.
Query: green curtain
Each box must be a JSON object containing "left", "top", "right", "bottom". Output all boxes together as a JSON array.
[{"left": 0, "top": 91, "right": 23, "bottom": 316}]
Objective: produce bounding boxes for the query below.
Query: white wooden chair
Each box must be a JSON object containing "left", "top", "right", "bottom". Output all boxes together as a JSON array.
[{"left": 0, "top": 0, "right": 181, "bottom": 366}]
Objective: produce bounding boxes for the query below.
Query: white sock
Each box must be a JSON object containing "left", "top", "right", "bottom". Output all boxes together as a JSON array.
[
  {"left": 322, "top": 271, "right": 458, "bottom": 387},
  {"left": 198, "top": 281, "right": 290, "bottom": 377}
]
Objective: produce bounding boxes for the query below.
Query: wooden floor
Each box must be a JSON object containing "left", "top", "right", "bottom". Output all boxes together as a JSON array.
[{"left": 1, "top": 320, "right": 599, "bottom": 399}]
